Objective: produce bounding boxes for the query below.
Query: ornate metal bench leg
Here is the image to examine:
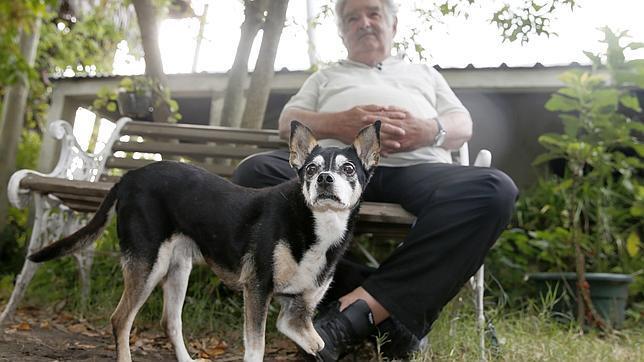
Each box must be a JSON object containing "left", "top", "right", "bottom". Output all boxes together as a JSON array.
[
  {"left": 73, "top": 243, "right": 95, "bottom": 307},
  {"left": 474, "top": 265, "right": 486, "bottom": 361},
  {"left": 0, "top": 194, "right": 48, "bottom": 325},
  {"left": 62, "top": 209, "right": 95, "bottom": 308}
]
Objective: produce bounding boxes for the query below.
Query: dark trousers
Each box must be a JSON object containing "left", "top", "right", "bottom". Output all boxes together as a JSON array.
[{"left": 231, "top": 150, "right": 518, "bottom": 337}]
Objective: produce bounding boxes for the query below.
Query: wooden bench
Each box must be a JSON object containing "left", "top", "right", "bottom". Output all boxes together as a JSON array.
[{"left": 2, "top": 117, "right": 491, "bottom": 357}]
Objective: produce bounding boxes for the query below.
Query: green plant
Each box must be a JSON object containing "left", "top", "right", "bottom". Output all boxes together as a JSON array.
[
  {"left": 92, "top": 75, "right": 182, "bottom": 123},
  {"left": 527, "top": 27, "right": 643, "bottom": 331}
]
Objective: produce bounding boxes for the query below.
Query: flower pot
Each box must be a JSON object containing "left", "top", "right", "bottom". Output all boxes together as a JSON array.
[
  {"left": 528, "top": 272, "right": 633, "bottom": 329},
  {"left": 117, "top": 91, "right": 154, "bottom": 121}
]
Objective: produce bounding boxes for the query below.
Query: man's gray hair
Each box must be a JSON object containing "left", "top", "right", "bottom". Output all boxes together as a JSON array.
[{"left": 335, "top": 0, "right": 398, "bottom": 31}]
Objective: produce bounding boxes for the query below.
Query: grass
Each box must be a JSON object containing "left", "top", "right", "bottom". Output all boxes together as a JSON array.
[{"left": 419, "top": 294, "right": 644, "bottom": 362}]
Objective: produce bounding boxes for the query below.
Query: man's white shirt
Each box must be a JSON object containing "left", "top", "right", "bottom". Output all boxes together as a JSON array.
[{"left": 282, "top": 56, "right": 470, "bottom": 166}]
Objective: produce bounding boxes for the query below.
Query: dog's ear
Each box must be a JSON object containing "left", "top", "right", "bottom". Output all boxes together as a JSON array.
[
  {"left": 353, "top": 121, "right": 381, "bottom": 170},
  {"left": 289, "top": 120, "right": 317, "bottom": 169}
]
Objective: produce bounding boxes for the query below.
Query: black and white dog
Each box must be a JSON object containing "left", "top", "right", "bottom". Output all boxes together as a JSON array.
[{"left": 29, "top": 121, "right": 381, "bottom": 362}]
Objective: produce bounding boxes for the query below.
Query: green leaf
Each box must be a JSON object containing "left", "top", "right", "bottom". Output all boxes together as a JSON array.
[
  {"left": 590, "top": 89, "right": 620, "bottom": 110},
  {"left": 627, "top": 41, "right": 644, "bottom": 50},
  {"left": 626, "top": 231, "right": 640, "bottom": 257},
  {"left": 633, "top": 143, "right": 644, "bottom": 157},
  {"left": 545, "top": 94, "right": 579, "bottom": 112},
  {"left": 106, "top": 102, "right": 117, "bottom": 112},
  {"left": 620, "top": 94, "right": 642, "bottom": 112},
  {"left": 560, "top": 114, "right": 580, "bottom": 137},
  {"left": 554, "top": 178, "right": 574, "bottom": 192},
  {"left": 532, "top": 153, "right": 561, "bottom": 166},
  {"left": 583, "top": 50, "right": 601, "bottom": 67},
  {"left": 631, "top": 204, "right": 644, "bottom": 217}
]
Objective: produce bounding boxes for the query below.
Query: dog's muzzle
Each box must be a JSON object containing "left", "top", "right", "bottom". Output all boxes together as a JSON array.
[{"left": 317, "top": 172, "right": 334, "bottom": 190}]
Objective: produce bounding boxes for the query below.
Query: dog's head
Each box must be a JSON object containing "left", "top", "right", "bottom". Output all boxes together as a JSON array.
[{"left": 289, "top": 120, "right": 380, "bottom": 211}]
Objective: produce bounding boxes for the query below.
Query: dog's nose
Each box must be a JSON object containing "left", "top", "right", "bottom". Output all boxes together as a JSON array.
[{"left": 317, "top": 172, "right": 334, "bottom": 186}]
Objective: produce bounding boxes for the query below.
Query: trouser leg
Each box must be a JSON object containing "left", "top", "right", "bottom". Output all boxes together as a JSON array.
[
  {"left": 360, "top": 163, "right": 518, "bottom": 337},
  {"left": 232, "top": 150, "right": 294, "bottom": 187}
]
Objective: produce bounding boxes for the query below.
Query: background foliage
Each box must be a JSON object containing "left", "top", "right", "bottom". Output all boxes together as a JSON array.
[{"left": 487, "top": 28, "right": 643, "bottom": 310}]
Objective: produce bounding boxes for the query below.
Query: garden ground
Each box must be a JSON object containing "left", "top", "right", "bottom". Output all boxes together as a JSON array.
[{"left": 1, "top": 299, "right": 642, "bottom": 362}]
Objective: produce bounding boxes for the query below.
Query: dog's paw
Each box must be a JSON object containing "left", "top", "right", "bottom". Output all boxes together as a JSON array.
[{"left": 302, "top": 331, "right": 325, "bottom": 355}]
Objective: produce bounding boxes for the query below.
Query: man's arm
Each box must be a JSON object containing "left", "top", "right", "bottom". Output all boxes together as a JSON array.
[{"left": 436, "top": 111, "right": 472, "bottom": 150}]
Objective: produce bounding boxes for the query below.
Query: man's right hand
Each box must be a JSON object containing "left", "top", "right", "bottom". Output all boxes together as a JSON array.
[{"left": 335, "top": 105, "right": 406, "bottom": 153}]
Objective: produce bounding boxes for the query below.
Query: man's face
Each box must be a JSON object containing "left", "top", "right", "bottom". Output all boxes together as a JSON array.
[{"left": 339, "top": 0, "right": 397, "bottom": 66}]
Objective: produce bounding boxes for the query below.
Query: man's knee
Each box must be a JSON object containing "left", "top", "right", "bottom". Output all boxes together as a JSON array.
[
  {"left": 231, "top": 151, "right": 293, "bottom": 188},
  {"left": 481, "top": 168, "right": 518, "bottom": 218}
]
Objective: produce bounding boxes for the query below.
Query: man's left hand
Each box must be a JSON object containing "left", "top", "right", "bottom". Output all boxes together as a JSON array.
[{"left": 362, "top": 106, "right": 435, "bottom": 155}]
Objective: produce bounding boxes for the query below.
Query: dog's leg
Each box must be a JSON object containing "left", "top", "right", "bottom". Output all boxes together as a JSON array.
[
  {"left": 161, "top": 254, "right": 193, "bottom": 362},
  {"left": 111, "top": 258, "right": 168, "bottom": 362},
  {"left": 242, "top": 285, "right": 271, "bottom": 362},
  {"left": 276, "top": 281, "right": 330, "bottom": 355}
]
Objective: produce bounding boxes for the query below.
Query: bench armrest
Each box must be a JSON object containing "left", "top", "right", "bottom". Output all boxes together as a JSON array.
[
  {"left": 458, "top": 143, "right": 491, "bottom": 167},
  {"left": 7, "top": 118, "right": 131, "bottom": 208}
]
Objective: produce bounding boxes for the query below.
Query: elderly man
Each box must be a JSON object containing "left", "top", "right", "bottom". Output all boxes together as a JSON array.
[{"left": 232, "top": 0, "right": 518, "bottom": 359}]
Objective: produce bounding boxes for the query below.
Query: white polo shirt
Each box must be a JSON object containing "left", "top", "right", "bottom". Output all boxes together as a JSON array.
[{"left": 282, "top": 56, "right": 469, "bottom": 166}]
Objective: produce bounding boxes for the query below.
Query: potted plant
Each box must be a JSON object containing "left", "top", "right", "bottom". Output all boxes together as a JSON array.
[
  {"left": 524, "top": 27, "right": 643, "bottom": 331},
  {"left": 92, "top": 75, "right": 181, "bottom": 122}
]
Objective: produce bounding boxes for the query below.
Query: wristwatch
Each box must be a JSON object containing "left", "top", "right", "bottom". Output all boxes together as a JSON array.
[{"left": 432, "top": 117, "right": 447, "bottom": 147}]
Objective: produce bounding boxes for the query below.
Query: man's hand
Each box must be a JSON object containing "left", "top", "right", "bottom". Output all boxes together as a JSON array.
[
  {"left": 331, "top": 105, "right": 406, "bottom": 146},
  {"left": 361, "top": 106, "right": 434, "bottom": 155}
]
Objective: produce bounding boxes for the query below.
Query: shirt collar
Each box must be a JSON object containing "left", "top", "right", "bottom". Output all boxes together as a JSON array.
[{"left": 339, "top": 55, "right": 403, "bottom": 69}]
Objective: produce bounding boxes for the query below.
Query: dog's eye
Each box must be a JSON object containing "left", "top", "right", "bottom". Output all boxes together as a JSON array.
[
  {"left": 305, "top": 164, "right": 318, "bottom": 177},
  {"left": 341, "top": 163, "right": 355, "bottom": 176}
]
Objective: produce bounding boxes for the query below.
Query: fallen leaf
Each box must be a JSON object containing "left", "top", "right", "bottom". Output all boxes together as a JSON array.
[
  {"left": 15, "top": 322, "right": 31, "bottom": 331},
  {"left": 68, "top": 323, "right": 89, "bottom": 334},
  {"left": 74, "top": 343, "right": 97, "bottom": 350}
]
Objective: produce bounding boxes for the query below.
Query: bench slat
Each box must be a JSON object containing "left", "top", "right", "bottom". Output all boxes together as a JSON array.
[
  {"left": 123, "top": 122, "right": 286, "bottom": 147},
  {"left": 106, "top": 157, "right": 238, "bottom": 178},
  {"left": 358, "top": 202, "right": 415, "bottom": 224},
  {"left": 19, "top": 175, "right": 415, "bottom": 228},
  {"left": 112, "top": 141, "right": 277, "bottom": 160},
  {"left": 20, "top": 175, "right": 112, "bottom": 196}
]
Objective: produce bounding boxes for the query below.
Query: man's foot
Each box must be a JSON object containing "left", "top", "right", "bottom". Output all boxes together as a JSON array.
[
  {"left": 372, "top": 316, "right": 422, "bottom": 359},
  {"left": 314, "top": 300, "right": 375, "bottom": 361}
]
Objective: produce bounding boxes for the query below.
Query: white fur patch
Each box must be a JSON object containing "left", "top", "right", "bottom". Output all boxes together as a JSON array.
[{"left": 273, "top": 209, "right": 349, "bottom": 295}]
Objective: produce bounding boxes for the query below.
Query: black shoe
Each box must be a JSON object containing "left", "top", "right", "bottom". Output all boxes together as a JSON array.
[
  {"left": 372, "top": 316, "right": 422, "bottom": 360},
  {"left": 314, "top": 300, "right": 375, "bottom": 361}
]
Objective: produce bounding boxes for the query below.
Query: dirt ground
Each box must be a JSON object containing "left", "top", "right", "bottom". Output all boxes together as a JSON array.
[{"left": 0, "top": 306, "right": 304, "bottom": 361}]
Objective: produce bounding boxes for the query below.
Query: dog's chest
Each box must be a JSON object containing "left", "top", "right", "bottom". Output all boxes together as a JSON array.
[{"left": 272, "top": 210, "right": 349, "bottom": 294}]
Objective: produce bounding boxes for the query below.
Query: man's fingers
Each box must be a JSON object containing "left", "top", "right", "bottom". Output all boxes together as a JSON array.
[
  {"left": 362, "top": 110, "right": 406, "bottom": 119},
  {"left": 384, "top": 105, "right": 408, "bottom": 113},
  {"left": 370, "top": 118, "right": 405, "bottom": 136},
  {"left": 360, "top": 104, "right": 385, "bottom": 112}
]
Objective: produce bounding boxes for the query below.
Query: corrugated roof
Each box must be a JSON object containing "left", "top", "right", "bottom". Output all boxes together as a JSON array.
[{"left": 49, "top": 62, "right": 590, "bottom": 81}]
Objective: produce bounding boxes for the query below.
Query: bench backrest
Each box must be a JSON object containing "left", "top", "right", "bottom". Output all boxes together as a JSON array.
[{"left": 102, "top": 119, "right": 287, "bottom": 181}]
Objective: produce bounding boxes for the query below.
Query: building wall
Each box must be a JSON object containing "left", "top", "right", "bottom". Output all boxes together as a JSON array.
[{"left": 456, "top": 91, "right": 562, "bottom": 189}]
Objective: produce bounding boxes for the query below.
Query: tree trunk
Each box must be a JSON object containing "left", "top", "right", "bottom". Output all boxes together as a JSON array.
[
  {"left": 306, "top": 0, "right": 319, "bottom": 68},
  {"left": 132, "top": 0, "right": 170, "bottom": 123},
  {"left": 570, "top": 184, "right": 610, "bottom": 333},
  {"left": 0, "top": 20, "right": 42, "bottom": 231},
  {"left": 220, "top": 0, "right": 267, "bottom": 127},
  {"left": 240, "top": 0, "right": 289, "bottom": 130}
]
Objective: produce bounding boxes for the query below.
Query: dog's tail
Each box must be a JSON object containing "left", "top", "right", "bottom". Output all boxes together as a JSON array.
[{"left": 28, "top": 183, "right": 120, "bottom": 263}]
